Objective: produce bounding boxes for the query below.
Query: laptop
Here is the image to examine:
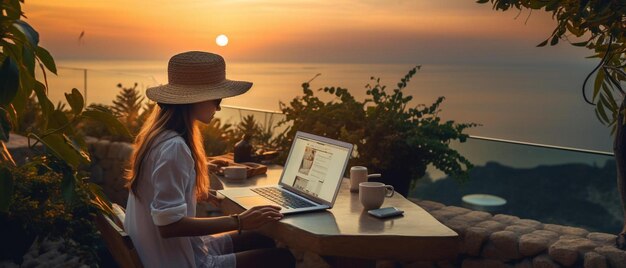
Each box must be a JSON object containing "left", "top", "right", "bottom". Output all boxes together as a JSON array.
[{"left": 218, "top": 131, "right": 354, "bottom": 214}]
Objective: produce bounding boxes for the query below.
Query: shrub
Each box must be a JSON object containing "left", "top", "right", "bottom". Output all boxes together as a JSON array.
[
  {"left": 200, "top": 118, "right": 236, "bottom": 156},
  {"left": 0, "top": 157, "right": 100, "bottom": 263},
  {"left": 278, "top": 67, "right": 478, "bottom": 195}
]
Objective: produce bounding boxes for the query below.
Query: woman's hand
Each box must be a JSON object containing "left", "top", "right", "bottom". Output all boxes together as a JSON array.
[
  {"left": 239, "top": 205, "right": 283, "bottom": 230},
  {"left": 205, "top": 190, "right": 223, "bottom": 207}
]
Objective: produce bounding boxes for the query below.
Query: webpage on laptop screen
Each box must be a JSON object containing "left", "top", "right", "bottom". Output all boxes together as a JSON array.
[{"left": 280, "top": 136, "right": 350, "bottom": 202}]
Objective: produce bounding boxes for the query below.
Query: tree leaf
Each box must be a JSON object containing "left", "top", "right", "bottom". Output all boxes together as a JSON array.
[
  {"left": 528, "top": 1, "right": 545, "bottom": 9},
  {"left": 12, "top": 20, "right": 39, "bottom": 47},
  {"left": 35, "top": 46, "right": 56, "bottom": 74},
  {"left": 65, "top": 88, "right": 84, "bottom": 115},
  {"left": 566, "top": 22, "right": 585, "bottom": 37},
  {"left": 571, "top": 41, "right": 589, "bottom": 47},
  {"left": 63, "top": 134, "right": 90, "bottom": 164},
  {"left": 537, "top": 39, "right": 549, "bottom": 47},
  {"left": 21, "top": 45, "right": 35, "bottom": 77},
  {"left": 550, "top": 35, "right": 559, "bottom": 46},
  {"left": 0, "top": 57, "right": 19, "bottom": 106},
  {"left": 5, "top": 105, "right": 16, "bottom": 133},
  {"left": 596, "top": 101, "right": 610, "bottom": 124},
  {"left": 87, "top": 183, "right": 114, "bottom": 216},
  {"left": 0, "top": 142, "right": 16, "bottom": 166},
  {"left": 13, "top": 72, "right": 31, "bottom": 114},
  {"left": 0, "top": 166, "right": 13, "bottom": 212},
  {"left": 592, "top": 70, "right": 604, "bottom": 101},
  {"left": 7, "top": 23, "right": 27, "bottom": 47},
  {"left": 46, "top": 109, "right": 71, "bottom": 135},
  {"left": 4, "top": 0, "right": 21, "bottom": 20},
  {"left": 0, "top": 108, "right": 12, "bottom": 142},
  {"left": 33, "top": 81, "right": 53, "bottom": 121},
  {"left": 30, "top": 133, "right": 82, "bottom": 169},
  {"left": 601, "top": 83, "right": 618, "bottom": 110},
  {"left": 61, "top": 171, "right": 76, "bottom": 204}
]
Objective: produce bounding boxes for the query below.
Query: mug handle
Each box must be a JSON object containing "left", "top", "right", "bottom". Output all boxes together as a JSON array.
[{"left": 385, "top": 185, "right": 394, "bottom": 197}]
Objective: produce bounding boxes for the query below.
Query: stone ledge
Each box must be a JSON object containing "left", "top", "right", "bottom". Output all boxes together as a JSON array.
[{"left": 411, "top": 199, "right": 624, "bottom": 268}]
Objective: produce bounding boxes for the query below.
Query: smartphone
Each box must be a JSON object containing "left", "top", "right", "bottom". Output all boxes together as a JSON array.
[{"left": 368, "top": 207, "right": 404, "bottom": 218}]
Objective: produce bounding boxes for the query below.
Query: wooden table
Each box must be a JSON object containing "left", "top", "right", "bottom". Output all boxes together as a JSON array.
[{"left": 216, "top": 166, "right": 459, "bottom": 266}]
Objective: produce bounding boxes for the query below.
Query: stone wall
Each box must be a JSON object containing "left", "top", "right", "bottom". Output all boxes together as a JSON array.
[
  {"left": 407, "top": 199, "right": 625, "bottom": 268},
  {"left": 86, "top": 138, "right": 134, "bottom": 206},
  {"left": 6, "top": 134, "right": 133, "bottom": 206}
]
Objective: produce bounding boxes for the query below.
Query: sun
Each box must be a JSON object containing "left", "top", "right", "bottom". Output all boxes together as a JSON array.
[{"left": 216, "top": 34, "right": 229, "bottom": 47}]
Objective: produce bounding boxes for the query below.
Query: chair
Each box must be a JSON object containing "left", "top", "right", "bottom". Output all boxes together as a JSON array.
[{"left": 95, "top": 204, "right": 143, "bottom": 268}]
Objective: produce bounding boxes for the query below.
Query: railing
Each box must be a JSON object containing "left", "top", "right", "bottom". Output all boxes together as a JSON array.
[
  {"left": 218, "top": 105, "right": 288, "bottom": 139},
  {"left": 412, "top": 136, "right": 618, "bottom": 234}
]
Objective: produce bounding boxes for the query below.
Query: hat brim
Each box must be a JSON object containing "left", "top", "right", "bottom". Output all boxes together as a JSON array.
[{"left": 146, "top": 79, "right": 252, "bottom": 104}]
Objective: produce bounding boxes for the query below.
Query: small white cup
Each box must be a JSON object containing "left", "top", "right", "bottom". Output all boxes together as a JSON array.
[
  {"left": 359, "top": 182, "right": 394, "bottom": 210},
  {"left": 223, "top": 166, "right": 247, "bottom": 182},
  {"left": 349, "top": 166, "right": 381, "bottom": 193}
]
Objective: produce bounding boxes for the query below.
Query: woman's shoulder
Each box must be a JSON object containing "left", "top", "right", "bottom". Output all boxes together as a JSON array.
[{"left": 152, "top": 130, "right": 192, "bottom": 158}]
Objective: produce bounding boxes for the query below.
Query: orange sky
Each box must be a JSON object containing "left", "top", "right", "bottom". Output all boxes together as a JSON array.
[{"left": 25, "top": 0, "right": 589, "bottom": 63}]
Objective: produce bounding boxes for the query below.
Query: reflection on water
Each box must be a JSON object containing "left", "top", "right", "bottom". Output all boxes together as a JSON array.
[{"left": 411, "top": 137, "right": 619, "bottom": 233}]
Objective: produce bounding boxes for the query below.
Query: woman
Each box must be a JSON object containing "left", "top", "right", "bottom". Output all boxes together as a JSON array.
[{"left": 124, "top": 51, "right": 295, "bottom": 268}]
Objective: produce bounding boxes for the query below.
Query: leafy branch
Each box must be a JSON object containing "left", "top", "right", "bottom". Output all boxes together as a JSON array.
[{"left": 477, "top": 0, "right": 626, "bottom": 134}]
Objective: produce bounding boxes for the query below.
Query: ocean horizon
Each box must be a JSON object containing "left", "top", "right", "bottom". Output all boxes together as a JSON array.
[{"left": 38, "top": 59, "right": 613, "bottom": 152}]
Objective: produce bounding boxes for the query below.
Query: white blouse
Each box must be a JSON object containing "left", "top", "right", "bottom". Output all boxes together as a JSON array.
[{"left": 124, "top": 130, "right": 235, "bottom": 268}]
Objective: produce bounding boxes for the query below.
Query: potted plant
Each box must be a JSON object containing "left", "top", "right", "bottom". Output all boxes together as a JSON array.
[{"left": 277, "top": 67, "right": 478, "bottom": 196}]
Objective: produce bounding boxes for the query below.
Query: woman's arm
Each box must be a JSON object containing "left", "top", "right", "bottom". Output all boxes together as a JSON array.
[
  {"left": 158, "top": 205, "right": 283, "bottom": 238},
  {"left": 158, "top": 215, "right": 237, "bottom": 238}
]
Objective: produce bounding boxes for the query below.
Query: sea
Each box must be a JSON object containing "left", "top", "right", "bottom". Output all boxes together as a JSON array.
[{"left": 41, "top": 59, "right": 613, "bottom": 153}]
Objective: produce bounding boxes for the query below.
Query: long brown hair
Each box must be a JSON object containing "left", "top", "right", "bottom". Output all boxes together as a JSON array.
[{"left": 125, "top": 103, "right": 209, "bottom": 200}]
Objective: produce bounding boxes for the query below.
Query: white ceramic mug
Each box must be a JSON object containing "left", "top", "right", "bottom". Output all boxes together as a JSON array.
[
  {"left": 223, "top": 166, "right": 247, "bottom": 182},
  {"left": 350, "top": 166, "right": 382, "bottom": 192},
  {"left": 359, "top": 182, "right": 394, "bottom": 210}
]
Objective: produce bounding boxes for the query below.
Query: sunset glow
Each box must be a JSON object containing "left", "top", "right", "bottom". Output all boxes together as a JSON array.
[
  {"left": 24, "top": 0, "right": 584, "bottom": 63},
  {"left": 23, "top": 0, "right": 609, "bottom": 153}
]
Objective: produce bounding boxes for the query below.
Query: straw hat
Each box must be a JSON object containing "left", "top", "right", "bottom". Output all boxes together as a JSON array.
[{"left": 146, "top": 51, "right": 252, "bottom": 104}]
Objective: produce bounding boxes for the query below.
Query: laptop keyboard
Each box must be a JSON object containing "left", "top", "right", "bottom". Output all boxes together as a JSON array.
[{"left": 251, "top": 187, "right": 316, "bottom": 209}]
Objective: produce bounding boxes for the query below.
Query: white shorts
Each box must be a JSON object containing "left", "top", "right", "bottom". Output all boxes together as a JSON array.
[{"left": 195, "top": 233, "right": 236, "bottom": 268}]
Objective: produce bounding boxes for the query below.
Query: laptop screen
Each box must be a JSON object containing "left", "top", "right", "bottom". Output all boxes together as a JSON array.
[{"left": 279, "top": 132, "right": 352, "bottom": 203}]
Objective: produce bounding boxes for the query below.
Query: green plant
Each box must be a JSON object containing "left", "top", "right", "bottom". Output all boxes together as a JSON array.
[
  {"left": 236, "top": 115, "right": 261, "bottom": 139},
  {"left": 0, "top": 157, "right": 100, "bottom": 263},
  {"left": 76, "top": 104, "right": 115, "bottom": 140},
  {"left": 234, "top": 114, "right": 279, "bottom": 152},
  {"left": 200, "top": 118, "right": 236, "bottom": 156},
  {"left": 278, "top": 67, "right": 478, "bottom": 195},
  {"left": 111, "top": 83, "right": 144, "bottom": 136},
  {"left": 0, "top": 0, "right": 130, "bottom": 263},
  {"left": 14, "top": 93, "right": 41, "bottom": 134},
  {"left": 77, "top": 83, "right": 155, "bottom": 142},
  {"left": 475, "top": 0, "right": 626, "bottom": 247}
]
